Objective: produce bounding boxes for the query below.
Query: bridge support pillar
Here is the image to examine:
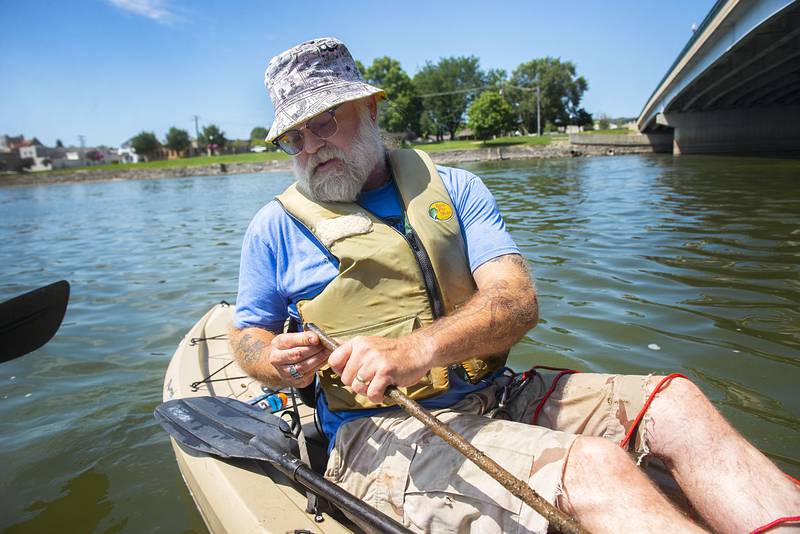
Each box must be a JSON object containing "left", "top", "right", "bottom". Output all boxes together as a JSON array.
[{"left": 657, "top": 106, "right": 800, "bottom": 155}]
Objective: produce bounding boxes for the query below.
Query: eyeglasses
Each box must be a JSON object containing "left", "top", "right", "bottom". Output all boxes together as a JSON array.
[{"left": 272, "top": 105, "right": 340, "bottom": 155}]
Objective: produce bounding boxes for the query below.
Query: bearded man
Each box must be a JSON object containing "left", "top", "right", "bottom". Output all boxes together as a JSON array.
[{"left": 231, "top": 37, "right": 800, "bottom": 533}]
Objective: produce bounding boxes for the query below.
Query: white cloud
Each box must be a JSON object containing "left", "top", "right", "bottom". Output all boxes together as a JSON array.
[{"left": 107, "top": 0, "right": 176, "bottom": 24}]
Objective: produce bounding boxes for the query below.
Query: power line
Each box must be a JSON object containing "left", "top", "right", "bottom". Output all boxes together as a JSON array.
[
  {"left": 408, "top": 82, "right": 543, "bottom": 136},
  {"left": 414, "top": 83, "right": 539, "bottom": 98}
]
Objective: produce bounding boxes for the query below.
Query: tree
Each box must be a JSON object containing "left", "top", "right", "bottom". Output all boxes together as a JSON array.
[
  {"left": 55, "top": 139, "right": 64, "bottom": 148},
  {"left": 468, "top": 91, "right": 517, "bottom": 141},
  {"left": 508, "top": 57, "right": 589, "bottom": 133},
  {"left": 485, "top": 68, "right": 507, "bottom": 89},
  {"left": 574, "top": 108, "right": 594, "bottom": 128},
  {"left": 354, "top": 59, "right": 366, "bottom": 76},
  {"left": 14, "top": 158, "right": 34, "bottom": 173},
  {"left": 165, "top": 127, "right": 191, "bottom": 154},
  {"left": 413, "top": 56, "right": 485, "bottom": 141},
  {"left": 363, "top": 57, "right": 422, "bottom": 135},
  {"left": 597, "top": 114, "right": 610, "bottom": 130},
  {"left": 199, "top": 124, "right": 227, "bottom": 154},
  {"left": 249, "top": 126, "right": 268, "bottom": 146},
  {"left": 130, "top": 131, "right": 160, "bottom": 161}
]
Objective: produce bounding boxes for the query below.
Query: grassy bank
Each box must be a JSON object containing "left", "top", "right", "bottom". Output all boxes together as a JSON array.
[
  {"left": 9, "top": 135, "right": 566, "bottom": 179},
  {"left": 37, "top": 151, "right": 291, "bottom": 175},
  {"left": 410, "top": 135, "right": 557, "bottom": 153}
]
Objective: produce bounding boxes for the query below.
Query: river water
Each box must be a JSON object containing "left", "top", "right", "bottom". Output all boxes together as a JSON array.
[{"left": 1, "top": 154, "right": 798, "bottom": 532}]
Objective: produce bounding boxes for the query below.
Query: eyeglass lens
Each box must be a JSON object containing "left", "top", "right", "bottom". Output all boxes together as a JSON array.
[{"left": 276, "top": 109, "right": 337, "bottom": 155}]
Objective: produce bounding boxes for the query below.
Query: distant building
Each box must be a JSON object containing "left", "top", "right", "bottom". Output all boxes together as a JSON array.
[
  {"left": 117, "top": 140, "right": 140, "bottom": 164},
  {"left": 18, "top": 139, "right": 54, "bottom": 172},
  {"left": 0, "top": 134, "right": 25, "bottom": 153}
]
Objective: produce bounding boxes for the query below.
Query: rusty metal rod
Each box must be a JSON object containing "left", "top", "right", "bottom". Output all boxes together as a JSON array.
[{"left": 304, "top": 322, "right": 590, "bottom": 534}]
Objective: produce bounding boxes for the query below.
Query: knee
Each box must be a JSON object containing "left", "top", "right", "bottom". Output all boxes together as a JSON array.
[
  {"left": 647, "top": 375, "right": 710, "bottom": 423},
  {"left": 644, "top": 376, "right": 717, "bottom": 455},
  {"left": 567, "top": 436, "right": 632, "bottom": 479},
  {"left": 562, "top": 437, "right": 634, "bottom": 512}
]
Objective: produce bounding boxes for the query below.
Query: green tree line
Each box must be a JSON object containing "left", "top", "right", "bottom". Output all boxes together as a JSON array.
[
  {"left": 360, "top": 54, "right": 592, "bottom": 142},
  {"left": 129, "top": 124, "right": 240, "bottom": 160},
  {"left": 130, "top": 53, "right": 591, "bottom": 159}
]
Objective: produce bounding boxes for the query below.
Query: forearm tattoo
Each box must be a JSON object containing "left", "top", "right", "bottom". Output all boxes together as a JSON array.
[{"left": 236, "top": 332, "right": 266, "bottom": 364}]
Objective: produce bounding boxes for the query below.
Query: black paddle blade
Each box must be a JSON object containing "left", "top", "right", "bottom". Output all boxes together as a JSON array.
[
  {"left": 154, "top": 396, "right": 296, "bottom": 461},
  {"left": 0, "top": 280, "right": 70, "bottom": 363}
]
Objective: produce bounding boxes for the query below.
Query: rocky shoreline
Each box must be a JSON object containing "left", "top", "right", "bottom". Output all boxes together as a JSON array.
[{"left": 0, "top": 141, "right": 655, "bottom": 187}]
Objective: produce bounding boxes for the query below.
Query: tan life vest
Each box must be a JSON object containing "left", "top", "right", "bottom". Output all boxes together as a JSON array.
[{"left": 275, "top": 148, "right": 508, "bottom": 410}]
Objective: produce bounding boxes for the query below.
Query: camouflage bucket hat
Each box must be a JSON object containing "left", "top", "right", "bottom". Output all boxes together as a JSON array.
[{"left": 264, "top": 37, "right": 384, "bottom": 142}]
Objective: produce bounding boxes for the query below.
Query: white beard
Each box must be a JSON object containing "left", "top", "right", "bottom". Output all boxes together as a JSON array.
[{"left": 293, "top": 106, "right": 385, "bottom": 203}]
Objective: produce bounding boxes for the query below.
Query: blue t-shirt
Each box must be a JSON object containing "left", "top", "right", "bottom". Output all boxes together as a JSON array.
[{"left": 234, "top": 165, "right": 519, "bottom": 445}]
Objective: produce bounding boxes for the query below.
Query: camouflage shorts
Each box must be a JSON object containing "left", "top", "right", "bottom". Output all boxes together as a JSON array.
[{"left": 325, "top": 370, "right": 652, "bottom": 533}]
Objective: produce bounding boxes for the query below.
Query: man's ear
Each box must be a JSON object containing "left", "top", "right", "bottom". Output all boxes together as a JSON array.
[{"left": 367, "top": 95, "right": 378, "bottom": 122}]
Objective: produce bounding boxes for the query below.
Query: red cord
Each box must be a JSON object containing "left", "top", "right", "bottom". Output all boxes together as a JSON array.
[
  {"left": 531, "top": 368, "right": 580, "bottom": 425},
  {"left": 786, "top": 473, "right": 800, "bottom": 486},
  {"left": 619, "top": 373, "right": 688, "bottom": 449},
  {"left": 749, "top": 515, "right": 800, "bottom": 534}
]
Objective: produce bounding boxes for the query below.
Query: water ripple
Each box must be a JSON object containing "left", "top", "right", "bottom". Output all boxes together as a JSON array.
[{"left": 2, "top": 158, "right": 799, "bottom": 530}]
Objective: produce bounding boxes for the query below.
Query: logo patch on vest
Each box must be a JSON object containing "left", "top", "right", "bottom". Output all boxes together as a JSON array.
[{"left": 428, "top": 201, "right": 453, "bottom": 221}]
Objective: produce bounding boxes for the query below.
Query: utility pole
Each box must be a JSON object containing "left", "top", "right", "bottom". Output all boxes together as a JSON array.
[
  {"left": 536, "top": 83, "right": 541, "bottom": 136},
  {"left": 192, "top": 115, "right": 201, "bottom": 146}
]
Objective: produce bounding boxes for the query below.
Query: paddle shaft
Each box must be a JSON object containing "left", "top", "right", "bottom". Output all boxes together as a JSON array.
[
  {"left": 250, "top": 439, "right": 411, "bottom": 534},
  {"left": 305, "top": 323, "right": 589, "bottom": 534}
]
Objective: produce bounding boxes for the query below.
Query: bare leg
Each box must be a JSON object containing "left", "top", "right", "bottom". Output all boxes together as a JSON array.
[
  {"left": 644, "top": 377, "right": 800, "bottom": 533},
  {"left": 561, "top": 436, "right": 706, "bottom": 532}
]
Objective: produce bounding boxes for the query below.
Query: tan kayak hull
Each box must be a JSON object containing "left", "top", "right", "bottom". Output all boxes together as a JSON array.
[{"left": 163, "top": 303, "right": 352, "bottom": 533}]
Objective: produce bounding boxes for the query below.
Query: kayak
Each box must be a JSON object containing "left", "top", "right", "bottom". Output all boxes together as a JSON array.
[
  {"left": 162, "top": 302, "right": 355, "bottom": 533},
  {"left": 162, "top": 304, "right": 690, "bottom": 533}
]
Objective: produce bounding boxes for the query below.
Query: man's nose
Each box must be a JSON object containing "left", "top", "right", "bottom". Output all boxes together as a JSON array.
[{"left": 302, "top": 128, "right": 325, "bottom": 154}]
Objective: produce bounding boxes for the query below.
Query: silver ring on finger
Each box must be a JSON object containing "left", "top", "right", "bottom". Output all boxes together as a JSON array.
[{"left": 288, "top": 363, "right": 302, "bottom": 380}]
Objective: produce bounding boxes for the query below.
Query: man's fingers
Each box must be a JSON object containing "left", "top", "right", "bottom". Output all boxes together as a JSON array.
[
  {"left": 339, "top": 352, "right": 366, "bottom": 389},
  {"left": 272, "top": 344, "right": 326, "bottom": 366},
  {"left": 284, "top": 350, "right": 328, "bottom": 377},
  {"left": 271, "top": 331, "right": 320, "bottom": 350},
  {"left": 365, "top": 375, "right": 391, "bottom": 403},
  {"left": 328, "top": 341, "right": 352, "bottom": 374}
]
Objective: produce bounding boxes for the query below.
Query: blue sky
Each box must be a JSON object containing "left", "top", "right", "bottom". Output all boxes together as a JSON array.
[{"left": 1, "top": 0, "right": 715, "bottom": 147}]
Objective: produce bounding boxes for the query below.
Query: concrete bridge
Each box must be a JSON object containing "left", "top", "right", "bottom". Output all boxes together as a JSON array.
[{"left": 637, "top": 0, "right": 800, "bottom": 155}]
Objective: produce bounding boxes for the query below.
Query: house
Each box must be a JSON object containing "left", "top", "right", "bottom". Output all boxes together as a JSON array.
[
  {"left": 17, "top": 139, "right": 54, "bottom": 172},
  {"left": 0, "top": 134, "right": 25, "bottom": 153},
  {"left": 117, "top": 140, "right": 139, "bottom": 164}
]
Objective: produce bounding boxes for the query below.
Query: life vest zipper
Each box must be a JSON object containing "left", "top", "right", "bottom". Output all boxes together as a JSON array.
[{"left": 401, "top": 227, "right": 445, "bottom": 319}]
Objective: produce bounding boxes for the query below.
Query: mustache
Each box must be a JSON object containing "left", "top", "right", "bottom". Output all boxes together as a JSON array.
[{"left": 306, "top": 146, "right": 347, "bottom": 176}]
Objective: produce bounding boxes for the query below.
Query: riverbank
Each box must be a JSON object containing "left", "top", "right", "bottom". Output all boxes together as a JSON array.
[{"left": 0, "top": 140, "right": 655, "bottom": 187}]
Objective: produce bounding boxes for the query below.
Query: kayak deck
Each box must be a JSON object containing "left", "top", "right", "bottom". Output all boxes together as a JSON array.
[{"left": 162, "top": 303, "right": 353, "bottom": 534}]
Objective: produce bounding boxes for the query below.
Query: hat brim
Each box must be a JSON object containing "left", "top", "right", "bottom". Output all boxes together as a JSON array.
[{"left": 267, "top": 81, "right": 384, "bottom": 143}]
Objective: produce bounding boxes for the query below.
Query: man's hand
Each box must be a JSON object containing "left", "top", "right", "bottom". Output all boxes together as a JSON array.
[
  {"left": 328, "top": 253, "right": 538, "bottom": 402},
  {"left": 230, "top": 327, "right": 330, "bottom": 388},
  {"left": 269, "top": 331, "right": 329, "bottom": 387},
  {"left": 328, "top": 335, "right": 433, "bottom": 403}
]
